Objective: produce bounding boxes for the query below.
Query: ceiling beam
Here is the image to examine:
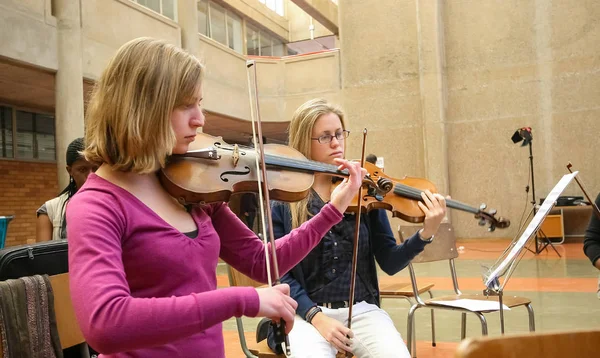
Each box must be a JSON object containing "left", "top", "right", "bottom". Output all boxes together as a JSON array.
[{"left": 290, "top": 0, "right": 338, "bottom": 35}]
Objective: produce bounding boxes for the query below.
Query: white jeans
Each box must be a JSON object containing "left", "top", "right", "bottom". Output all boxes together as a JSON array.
[{"left": 288, "top": 301, "right": 410, "bottom": 358}]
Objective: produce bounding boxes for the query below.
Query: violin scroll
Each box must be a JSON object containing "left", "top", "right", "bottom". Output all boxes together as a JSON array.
[{"left": 475, "top": 203, "right": 510, "bottom": 232}]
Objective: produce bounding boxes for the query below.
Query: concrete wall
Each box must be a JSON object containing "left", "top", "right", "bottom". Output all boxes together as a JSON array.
[
  {"left": 0, "top": 0, "right": 57, "bottom": 70},
  {"left": 82, "top": 0, "right": 181, "bottom": 80},
  {"left": 197, "top": 31, "right": 341, "bottom": 123},
  {"left": 339, "top": 0, "right": 600, "bottom": 239}
]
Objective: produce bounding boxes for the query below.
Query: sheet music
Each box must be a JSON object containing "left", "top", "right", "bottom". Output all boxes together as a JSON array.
[
  {"left": 429, "top": 299, "right": 511, "bottom": 312},
  {"left": 484, "top": 172, "right": 578, "bottom": 287}
]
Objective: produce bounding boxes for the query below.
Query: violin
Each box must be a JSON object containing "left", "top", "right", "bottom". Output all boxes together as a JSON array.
[
  {"left": 346, "top": 162, "right": 510, "bottom": 231},
  {"left": 159, "top": 133, "right": 510, "bottom": 231}
]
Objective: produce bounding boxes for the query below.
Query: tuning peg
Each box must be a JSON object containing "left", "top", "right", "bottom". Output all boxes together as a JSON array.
[
  {"left": 488, "top": 225, "right": 496, "bottom": 232},
  {"left": 489, "top": 209, "right": 497, "bottom": 215},
  {"left": 479, "top": 203, "right": 487, "bottom": 211},
  {"left": 478, "top": 219, "right": 486, "bottom": 226}
]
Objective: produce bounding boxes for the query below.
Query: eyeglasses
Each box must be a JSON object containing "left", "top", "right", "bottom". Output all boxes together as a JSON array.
[{"left": 311, "top": 130, "right": 350, "bottom": 144}]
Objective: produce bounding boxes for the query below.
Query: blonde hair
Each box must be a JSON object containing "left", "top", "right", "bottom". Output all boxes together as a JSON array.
[
  {"left": 84, "top": 37, "right": 204, "bottom": 173},
  {"left": 287, "top": 98, "right": 346, "bottom": 229}
]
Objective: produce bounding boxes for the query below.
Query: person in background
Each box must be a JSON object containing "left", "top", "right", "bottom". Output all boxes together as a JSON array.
[
  {"left": 365, "top": 154, "right": 377, "bottom": 165},
  {"left": 583, "top": 192, "right": 600, "bottom": 299},
  {"left": 36, "top": 137, "right": 97, "bottom": 242}
]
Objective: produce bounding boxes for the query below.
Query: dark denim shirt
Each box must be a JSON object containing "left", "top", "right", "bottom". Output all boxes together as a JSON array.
[{"left": 271, "top": 193, "right": 431, "bottom": 320}]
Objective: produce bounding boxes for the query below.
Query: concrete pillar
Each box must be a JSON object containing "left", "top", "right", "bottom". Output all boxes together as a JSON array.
[
  {"left": 177, "top": 0, "right": 199, "bottom": 56},
  {"left": 177, "top": 0, "right": 202, "bottom": 133},
  {"left": 339, "top": 0, "right": 450, "bottom": 230},
  {"left": 339, "top": 0, "right": 448, "bottom": 187},
  {"left": 54, "top": 0, "right": 84, "bottom": 190},
  {"left": 416, "top": 0, "right": 450, "bottom": 198}
]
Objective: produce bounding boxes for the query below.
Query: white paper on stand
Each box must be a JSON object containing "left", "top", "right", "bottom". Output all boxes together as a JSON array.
[
  {"left": 429, "top": 299, "right": 511, "bottom": 312},
  {"left": 484, "top": 172, "right": 578, "bottom": 287}
]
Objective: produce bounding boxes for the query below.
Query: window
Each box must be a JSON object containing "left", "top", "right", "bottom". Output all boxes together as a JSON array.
[
  {"left": 272, "top": 37, "right": 285, "bottom": 56},
  {"left": 260, "top": 32, "right": 273, "bottom": 57},
  {"left": 0, "top": 106, "right": 13, "bottom": 158},
  {"left": 131, "top": 0, "right": 177, "bottom": 21},
  {"left": 198, "top": 1, "right": 244, "bottom": 54},
  {"left": 209, "top": 2, "right": 227, "bottom": 45},
  {"left": 36, "top": 114, "right": 56, "bottom": 161},
  {"left": 16, "top": 111, "right": 34, "bottom": 159},
  {"left": 227, "top": 12, "right": 243, "bottom": 53},
  {"left": 0, "top": 105, "right": 55, "bottom": 161},
  {"left": 258, "top": 0, "right": 284, "bottom": 16},
  {"left": 198, "top": 0, "right": 208, "bottom": 35},
  {"left": 246, "top": 22, "right": 285, "bottom": 56}
]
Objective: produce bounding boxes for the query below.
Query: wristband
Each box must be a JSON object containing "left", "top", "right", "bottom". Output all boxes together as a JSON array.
[{"left": 305, "top": 306, "right": 322, "bottom": 324}]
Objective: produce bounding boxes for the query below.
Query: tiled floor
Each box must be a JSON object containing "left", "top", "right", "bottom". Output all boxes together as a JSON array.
[{"left": 219, "top": 239, "right": 600, "bottom": 357}]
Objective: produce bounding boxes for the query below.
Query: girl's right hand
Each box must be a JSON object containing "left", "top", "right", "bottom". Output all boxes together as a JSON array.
[
  {"left": 256, "top": 284, "right": 297, "bottom": 334},
  {"left": 311, "top": 312, "right": 354, "bottom": 353},
  {"left": 330, "top": 159, "right": 367, "bottom": 214}
]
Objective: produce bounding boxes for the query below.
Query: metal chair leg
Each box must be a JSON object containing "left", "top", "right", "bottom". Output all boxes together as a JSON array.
[
  {"left": 526, "top": 303, "right": 536, "bottom": 332},
  {"left": 80, "top": 343, "right": 91, "bottom": 358},
  {"left": 475, "top": 313, "right": 488, "bottom": 335},
  {"left": 407, "top": 305, "right": 419, "bottom": 358},
  {"left": 235, "top": 317, "right": 258, "bottom": 358},
  {"left": 427, "top": 291, "right": 436, "bottom": 347},
  {"left": 461, "top": 312, "right": 467, "bottom": 340}
]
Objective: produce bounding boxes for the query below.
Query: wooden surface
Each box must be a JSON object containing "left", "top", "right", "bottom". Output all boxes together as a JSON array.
[{"left": 455, "top": 329, "right": 600, "bottom": 358}]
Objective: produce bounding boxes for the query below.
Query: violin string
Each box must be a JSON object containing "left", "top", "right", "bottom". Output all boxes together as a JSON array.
[
  {"left": 264, "top": 154, "right": 349, "bottom": 176},
  {"left": 393, "top": 184, "right": 478, "bottom": 214},
  {"left": 209, "top": 141, "right": 349, "bottom": 176}
]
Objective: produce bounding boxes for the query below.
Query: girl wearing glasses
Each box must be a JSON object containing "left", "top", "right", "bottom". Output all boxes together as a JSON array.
[{"left": 263, "top": 98, "right": 447, "bottom": 357}]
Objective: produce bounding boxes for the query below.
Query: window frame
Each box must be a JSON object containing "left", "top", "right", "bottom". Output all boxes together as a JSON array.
[
  {"left": 131, "top": 0, "right": 178, "bottom": 21},
  {"left": 198, "top": 0, "right": 287, "bottom": 57},
  {"left": 0, "top": 103, "right": 56, "bottom": 163},
  {"left": 200, "top": 0, "right": 244, "bottom": 54}
]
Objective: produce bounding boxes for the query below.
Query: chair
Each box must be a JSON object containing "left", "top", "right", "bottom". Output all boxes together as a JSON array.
[
  {"left": 0, "top": 215, "right": 14, "bottom": 249},
  {"left": 400, "top": 223, "right": 535, "bottom": 358},
  {"left": 0, "top": 273, "right": 90, "bottom": 357},
  {"left": 227, "top": 265, "right": 283, "bottom": 358},
  {"left": 378, "top": 225, "right": 437, "bottom": 354},
  {"left": 454, "top": 329, "right": 600, "bottom": 358}
]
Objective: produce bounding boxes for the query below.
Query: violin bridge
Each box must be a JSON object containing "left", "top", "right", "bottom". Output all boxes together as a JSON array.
[{"left": 232, "top": 144, "right": 240, "bottom": 167}]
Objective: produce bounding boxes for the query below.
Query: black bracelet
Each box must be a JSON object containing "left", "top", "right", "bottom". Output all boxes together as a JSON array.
[{"left": 305, "top": 306, "right": 322, "bottom": 324}]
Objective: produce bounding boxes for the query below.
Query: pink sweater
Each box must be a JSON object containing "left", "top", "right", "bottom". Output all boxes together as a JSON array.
[{"left": 67, "top": 174, "right": 343, "bottom": 357}]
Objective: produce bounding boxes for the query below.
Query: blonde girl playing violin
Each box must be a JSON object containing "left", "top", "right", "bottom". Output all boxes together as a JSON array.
[
  {"left": 66, "top": 38, "right": 366, "bottom": 357},
  {"left": 265, "top": 98, "right": 447, "bottom": 357}
]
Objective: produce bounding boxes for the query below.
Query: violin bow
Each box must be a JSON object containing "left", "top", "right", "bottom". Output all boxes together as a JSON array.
[
  {"left": 337, "top": 129, "right": 368, "bottom": 358},
  {"left": 566, "top": 162, "right": 600, "bottom": 219},
  {"left": 246, "top": 60, "right": 291, "bottom": 356}
]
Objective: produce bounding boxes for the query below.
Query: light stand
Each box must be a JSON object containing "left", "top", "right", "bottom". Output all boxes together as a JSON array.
[{"left": 512, "top": 127, "right": 560, "bottom": 257}]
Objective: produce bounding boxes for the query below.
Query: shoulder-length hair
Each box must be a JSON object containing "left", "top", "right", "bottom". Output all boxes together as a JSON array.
[
  {"left": 84, "top": 37, "right": 204, "bottom": 173},
  {"left": 287, "top": 98, "right": 346, "bottom": 229}
]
